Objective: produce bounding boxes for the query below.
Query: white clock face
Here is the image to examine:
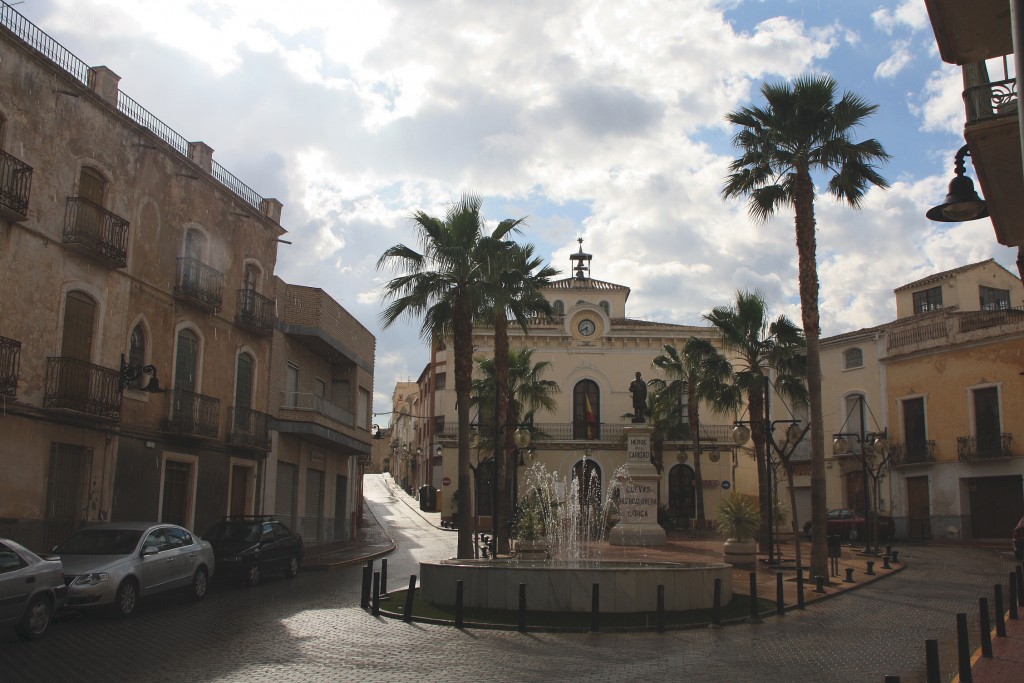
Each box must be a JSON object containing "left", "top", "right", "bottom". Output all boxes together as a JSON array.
[{"left": 578, "top": 319, "right": 596, "bottom": 336}]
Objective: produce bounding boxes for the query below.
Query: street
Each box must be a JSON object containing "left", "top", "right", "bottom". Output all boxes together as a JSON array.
[{"left": 1, "top": 474, "right": 1017, "bottom": 682}]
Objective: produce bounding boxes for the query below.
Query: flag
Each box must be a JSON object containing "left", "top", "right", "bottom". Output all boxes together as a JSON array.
[{"left": 585, "top": 394, "right": 597, "bottom": 439}]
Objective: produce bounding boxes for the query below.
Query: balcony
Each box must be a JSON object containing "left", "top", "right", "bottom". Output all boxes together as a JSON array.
[
  {"left": 174, "top": 257, "right": 223, "bottom": 311},
  {"left": 235, "top": 288, "right": 276, "bottom": 336},
  {"left": 0, "top": 335, "right": 21, "bottom": 397},
  {"left": 958, "top": 433, "right": 1014, "bottom": 461},
  {"left": 436, "top": 421, "right": 737, "bottom": 445},
  {"left": 228, "top": 406, "right": 271, "bottom": 450},
  {"left": 889, "top": 441, "right": 937, "bottom": 467},
  {"left": 0, "top": 149, "right": 32, "bottom": 221},
  {"left": 924, "top": 0, "right": 1012, "bottom": 66},
  {"left": 62, "top": 197, "right": 129, "bottom": 268},
  {"left": 282, "top": 392, "right": 354, "bottom": 427},
  {"left": 43, "top": 356, "right": 121, "bottom": 420},
  {"left": 166, "top": 387, "right": 220, "bottom": 438}
]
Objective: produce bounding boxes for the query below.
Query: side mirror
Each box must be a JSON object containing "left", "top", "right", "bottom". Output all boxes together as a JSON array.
[{"left": 141, "top": 545, "right": 160, "bottom": 557}]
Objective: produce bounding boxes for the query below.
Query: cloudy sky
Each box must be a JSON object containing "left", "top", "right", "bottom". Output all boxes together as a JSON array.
[{"left": 17, "top": 0, "right": 1020, "bottom": 422}]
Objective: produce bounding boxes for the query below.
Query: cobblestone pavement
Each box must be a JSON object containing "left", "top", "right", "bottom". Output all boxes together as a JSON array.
[{"left": 1, "top": 474, "right": 1019, "bottom": 683}]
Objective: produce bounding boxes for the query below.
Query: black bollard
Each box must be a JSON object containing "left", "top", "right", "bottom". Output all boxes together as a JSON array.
[
  {"left": 380, "top": 558, "right": 389, "bottom": 598},
  {"left": 882, "top": 555, "right": 891, "bottom": 570},
  {"left": 1010, "top": 573, "right": 1020, "bottom": 620},
  {"left": 371, "top": 572, "right": 380, "bottom": 616},
  {"left": 813, "top": 575, "right": 826, "bottom": 594},
  {"left": 518, "top": 583, "right": 527, "bottom": 633},
  {"left": 455, "top": 580, "right": 464, "bottom": 629},
  {"left": 884, "top": 677, "right": 900, "bottom": 683},
  {"left": 885, "top": 544, "right": 892, "bottom": 556},
  {"left": 712, "top": 578, "right": 722, "bottom": 626},
  {"left": 995, "top": 584, "right": 1006, "bottom": 637},
  {"left": 749, "top": 573, "right": 761, "bottom": 622},
  {"left": 979, "top": 597, "right": 992, "bottom": 658},
  {"left": 925, "top": 639, "right": 940, "bottom": 683},
  {"left": 796, "top": 568, "right": 805, "bottom": 609},
  {"left": 361, "top": 563, "right": 371, "bottom": 609},
  {"left": 656, "top": 584, "right": 665, "bottom": 633},
  {"left": 590, "top": 583, "right": 600, "bottom": 633},
  {"left": 402, "top": 575, "right": 417, "bottom": 622},
  {"left": 776, "top": 573, "right": 785, "bottom": 616},
  {"left": 866, "top": 561, "right": 876, "bottom": 576},
  {"left": 891, "top": 549, "right": 900, "bottom": 563},
  {"left": 956, "top": 612, "right": 973, "bottom": 683},
  {"left": 844, "top": 567, "right": 855, "bottom": 583},
  {"left": 1017, "top": 566, "right": 1024, "bottom": 607}
]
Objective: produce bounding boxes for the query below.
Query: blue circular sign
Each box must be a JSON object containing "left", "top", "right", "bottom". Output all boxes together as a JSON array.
[{"left": 721, "top": 480, "right": 731, "bottom": 490}]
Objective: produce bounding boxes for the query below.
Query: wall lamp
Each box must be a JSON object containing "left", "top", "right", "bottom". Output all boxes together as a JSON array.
[
  {"left": 926, "top": 144, "right": 989, "bottom": 222},
  {"left": 119, "top": 353, "right": 164, "bottom": 393}
]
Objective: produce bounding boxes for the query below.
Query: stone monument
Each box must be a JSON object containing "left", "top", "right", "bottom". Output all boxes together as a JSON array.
[{"left": 608, "top": 423, "right": 667, "bottom": 546}]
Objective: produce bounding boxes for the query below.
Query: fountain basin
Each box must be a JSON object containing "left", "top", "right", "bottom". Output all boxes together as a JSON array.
[{"left": 419, "top": 559, "right": 733, "bottom": 613}]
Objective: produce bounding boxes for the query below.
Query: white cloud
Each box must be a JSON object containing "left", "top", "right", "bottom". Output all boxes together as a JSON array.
[
  {"left": 875, "top": 40, "right": 913, "bottom": 79},
  {"left": 872, "top": 1, "right": 929, "bottom": 34}
]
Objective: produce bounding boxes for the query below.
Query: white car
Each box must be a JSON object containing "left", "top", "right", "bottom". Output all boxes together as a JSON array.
[
  {"left": 55, "top": 522, "right": 214, "bottom": 617},
  {"left": 0, "top": 538, "right": 67, "bottom": 640}
]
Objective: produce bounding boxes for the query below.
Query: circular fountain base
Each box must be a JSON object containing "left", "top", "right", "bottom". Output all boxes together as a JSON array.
[{"left": 419, "top": 559, "right": 733, "bottom": 613}]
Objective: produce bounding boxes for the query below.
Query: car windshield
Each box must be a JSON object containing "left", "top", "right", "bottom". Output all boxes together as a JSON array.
[
  {"left": 56, "top": 529, "right": 144, "bottom": 555},
  {"left": 204, "top": 522, "right": 260, "bottom": 543}
]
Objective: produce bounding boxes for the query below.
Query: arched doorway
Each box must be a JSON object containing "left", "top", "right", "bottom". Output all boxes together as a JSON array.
[{"left": 668, "top": 464, "right": 695, "bottom": 528}]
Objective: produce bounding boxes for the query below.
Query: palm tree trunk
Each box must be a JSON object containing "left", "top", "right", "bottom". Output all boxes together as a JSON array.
[
  {"left": 493, "top": 314, "right": 510, "bottom": 554},
  {"left": 783, "top": 462, "right": 803, "bottom": 568},
  {"left": 688, "top": 396, "right": 706, "bottom": 526},
  {"left": 454, "top": 299, "right": 475, "bottom": 559},
  {"left": 793, "top": 166, "right": 828, "bottom": 579},
  {"left": 749, "top": 385, "right": 770, "bottom": 553}
]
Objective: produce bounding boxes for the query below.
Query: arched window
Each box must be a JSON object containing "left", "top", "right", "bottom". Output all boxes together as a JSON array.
[
  {"left": 243, "top": 263, "right": 260, "bottom": 291},
  {"left": 843, "top": 348, "right": 863, "bottom": 370},
  {"left": 78, "top": 166, "right": 106, "bottom": 206},
  {"left": 552, "top": 300, "right": 564, "bottom": 316},
  {"left": 128, "top": 324, "right": 147, "bottom": 389},
  {"left": 599, "top": 300, "right": 610, "bottom": 315},
  {"left": 235, "top": 353, "right": 254, "bottom": 409},
  {"left": 573, "top": 379, "right": 600, "bottom": 440}
]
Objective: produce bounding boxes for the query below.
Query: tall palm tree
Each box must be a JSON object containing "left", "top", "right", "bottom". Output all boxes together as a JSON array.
[
  {"left": 722, "top": 74, "right": 889, "bottom": 577},
  {"left": 649, "top": 338, "right": 739, "bottom": 527},
  {"left": 377, "top": 194, "right": 516, "bottom": 558},
  {"left": 705, "top": 291, "right": 807, "bottom": 553}
]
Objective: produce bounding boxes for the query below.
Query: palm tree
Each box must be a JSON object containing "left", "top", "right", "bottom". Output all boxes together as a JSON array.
[
  {"left": 377, "top": 194, "right": 516, "bottom": 558},
  {"left": 705, "top": 291, "right": 807, "bottom": 554},
  {"left": 649, "top": 338, "right": 738, "bottom": 527},
  {"left": 722, "top": 74, "right": 889, "bottom": 578}
]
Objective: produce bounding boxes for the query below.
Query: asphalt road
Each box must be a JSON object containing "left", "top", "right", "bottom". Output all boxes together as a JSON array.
[{"left": 2, "top": 474, "right": 1017, "bottom": 682}]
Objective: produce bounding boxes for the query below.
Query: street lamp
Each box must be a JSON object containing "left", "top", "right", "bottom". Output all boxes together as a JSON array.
[
  {"left": 832, "top": 424, "right": 887, "bottom": 554},
  {"left": 118, "top": 353, "right": 164, "bottom": 393},
  {"left": 926, "top": 144, "right": 989, "bottom": 222}
]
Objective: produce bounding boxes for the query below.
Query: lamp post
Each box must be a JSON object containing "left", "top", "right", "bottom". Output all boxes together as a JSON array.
[
  {"left": 118, "top": 353, "right": 164, "bottom": 393},
  {"left": 926, "top": 144, "right": 989, "bottom": 223},
  {"left": 832, "top": 409, "right": 887, "bottom": 554}
]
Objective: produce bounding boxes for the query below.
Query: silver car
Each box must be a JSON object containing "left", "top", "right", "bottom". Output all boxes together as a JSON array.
[
  {"left": 0, "top": 538, "right": 67, "bottom": 640},
  {"left": 55, "top": 522, "right": 214, "bottom": 617}
]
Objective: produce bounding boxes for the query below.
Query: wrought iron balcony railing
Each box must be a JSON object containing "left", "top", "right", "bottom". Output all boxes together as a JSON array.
[
  {"left": 166, "top": 387, "right": 220, "bottom": 438},
  {"left": 235, "top": 288, "right": 276, "bottom": 336},
  {"left": 435, "top": 421, "right": 738, "bottom": 444},
  {"left": 281, "top": 392, "right": 354, "bottom": 427},
  {"left": 43, "top": 356, "right": 121, "bottom": 419},
  {"left": 888, "top": 441, "right": 936, "bottom": 467},
  {"left": 228, "top": 406, "right": 271, "bottom": 450},
  {"left": 963, "top": 77, "right": 1018, "bottom": 124},
  {"left": 958, "top": 433, "right": 1013, "bottom": 461},
  {"left": 0, "top": 335, "right": 21, "bottom": 397},
  {"left": 62, "top": 196, "right": 129, "bottom": 268},
  {"left": 174, "top": 257, "right": 224, "bottom": 310},
  {"left": 0, "top": 148, "right": 32, "bottom": 219}
]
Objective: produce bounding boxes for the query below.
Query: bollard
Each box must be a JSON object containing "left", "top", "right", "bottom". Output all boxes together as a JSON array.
[
  {"left": 956, "top": 612, "right": 973, "bottom": 683},
  {"left": 590, "top": 583, "right": 600, "bottom": 633},
  {"left": 455, "top": 580, "right": 464, "bottom": 629},
  {"left": 885, "top": 544, "right": 892, "bottom": 556},
  {"left": 884, "top": 677, "right": 900, "bottom": 683},
  {"left": 925, "top": 639, "right": 940, "bottom": 683},
  {"left": 1017, "top": 566, "right": 1024, "bottom": 607},
  {"left": 891, "top": 550, "right": 900, "bottom": 563},
  {"left": 402, "top": 575, "right": 417, "bottom": 622},
  {"left": 380, "top": 558, "right": 389, "bottom": 598},
  {"left": 979, "top": 597, "right": 992, "bottom": 658},
  {"left": 866, "top": 561, "right": 876, "bottom": 576},
  {"left": 843, "top": 567, "right": 855, "bottom": 583},
  {"left": 995, "top": 584, "right": 1006, "bottom": 637},
  {"left": 711, "top": 578, "right": 722, "bottom": 627},
  {"left": 361, "top": 563, "right": 371, "bottom": 609},
  {"left": 796, "top": 568, "right": 805, "bottom": 609},
  {"left": 813, "top": 575, "right": 826, "bottom": 594},
  {"left": 776, "top": 573, "right": 785, "bottom": 616},
  {"left": 1010, "top": 573, "right": 1020, "bottom": 620},
  {"left": 749, "top": 573, "right": 761, "bottom": 623},
  {"left": 656, "top": 584, "right": 665, "bottom": 633},
  {"left": 371, "top": 572, "right": 380, "bottom": 616},
  {"left": 882, "top": 555, "right": 891, "bottom": 570},
  {"left": 518, "top": 583, "right": 527, "bottom": 633}
]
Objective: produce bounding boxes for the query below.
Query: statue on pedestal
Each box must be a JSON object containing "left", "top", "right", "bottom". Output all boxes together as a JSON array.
[{"left": 629, "top": 371, "right": 647, "bottom": 423}]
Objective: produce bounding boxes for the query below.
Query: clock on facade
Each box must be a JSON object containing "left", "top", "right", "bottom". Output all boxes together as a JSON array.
[{"left": 577, "top": 318, "right": 596, "bottom": 336}]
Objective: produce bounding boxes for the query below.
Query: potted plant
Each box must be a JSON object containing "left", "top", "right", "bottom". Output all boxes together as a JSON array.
[
  {"left": 512, "top": 492, "right": 548, "bottom": 560},
  {"left": 716, "top": 492, "right": 760, "bottom": 566}
]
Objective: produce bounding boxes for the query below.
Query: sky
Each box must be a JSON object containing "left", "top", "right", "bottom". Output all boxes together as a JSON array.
[{"left": 15, "top": 0, "right": 1020, "bottom": 424}]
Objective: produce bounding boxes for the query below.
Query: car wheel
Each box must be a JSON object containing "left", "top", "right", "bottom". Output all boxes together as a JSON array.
[
  {"left": 16, "top": 595, "right": 52, "bottom": 640},
  {"left": 284, "top": 555, "right": 299, "bottom": 579},
  {"left": 113, "top": 579, "right": 139, "bottom": 618},
  {"left": 245, "top": 563, "right": 261, "bottom": 587},
  {"left": 191, "top": 567, "right": 208, "bottom": 601}
]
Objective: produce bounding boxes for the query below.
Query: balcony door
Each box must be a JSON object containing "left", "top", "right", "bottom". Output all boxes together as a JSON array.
[
  {"left": 972, "top": 387, "right": 1002, "bottom": 456},
  {"left": 59, "top": 291, "right": 96, "bottom": 403},
  {"left": 901, "top": 397, "right": 927, "bottom": 460},
  {"left": 234, "top": 353, "right": 254, "bottom": 430}
]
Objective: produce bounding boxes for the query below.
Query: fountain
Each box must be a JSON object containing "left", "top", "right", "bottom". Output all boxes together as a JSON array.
[{"left": 419, "top": 427, "right": 733, "bottom": 614}]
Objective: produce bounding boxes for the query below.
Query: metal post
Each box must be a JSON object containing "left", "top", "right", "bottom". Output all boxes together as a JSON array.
[
  {"left": 371, "top": 572, "right": 380, "bottom": 616},
  {"left": 656, "top": 584, "right": 666, "bottom": 632},
  {"left": 590, "top": 583, "right": 600, "bottom": 633},
  {"left": 995, "top": 584, "right": 1006, "bottom": 637},
  {"left": 925, "top": 639, "right": 940, "bottom": 683},
  {"left": 956, "top": 612, "right": 973, "bottom": 683},
  {"left": 712, "top": 578, "right": 722, "bottom": 626},
  {"left": 979, "top": 597, "right": 992, "bottom": 658},
  {"left": 455, "top": 580, "right": 464, "bottom": 629},
  {"left": 844, "top": 567, "right": 855, "bottom": 583},
  {"left": 776, "top": 572, "right": 785, "bottom": 615},
  {"left": 796, "top": 568, "right": 805, "bottom": 609},
  {"left": 1010, "top": 572, "right": 1020, "bottom": 620},
  {"left": 380, "top": 558, "right": 389, "bottom": 598},
  {"left": 749, "top": 572, "right": 761, "bottom": 622},
  {"left": 403, "top": 575, "right": 417, "bottom": 622},
  {"left": 1017, "top": 565, "right": 1024, "bottom": 606},
  {"left": 360, "top": 562, "right": 371, "bottom": 609},
  {"left": 866, "top": 561, "right": 876, "bottom": 576},
  {"left": 517, "top": 583, "right": 527, "bottom": 632},
  {"left": 859, "top": 398, "right": 872, "bottom": 554},
  {"left": 813, "top": 575, "right": 826, "bottom": 593}
]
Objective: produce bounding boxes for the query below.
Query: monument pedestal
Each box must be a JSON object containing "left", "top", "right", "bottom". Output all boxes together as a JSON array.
[{"left": 608, "top": 424, "right": 667, "bottom": 547}]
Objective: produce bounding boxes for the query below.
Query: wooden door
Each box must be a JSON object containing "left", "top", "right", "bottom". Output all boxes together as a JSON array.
[{"left": 906, "top": 476, "right": 930, "bottom": 539}]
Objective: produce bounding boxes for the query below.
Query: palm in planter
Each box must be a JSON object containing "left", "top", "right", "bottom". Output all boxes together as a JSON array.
[{"left": 717, "top": 493, "right": 760, "bottom": 566}]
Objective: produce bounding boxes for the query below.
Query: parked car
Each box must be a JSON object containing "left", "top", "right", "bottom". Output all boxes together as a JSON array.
[
  {"left": 0, "top": 538, "right": 67, "bottom": 640},
  {"left": 1012, "top": 516, "right": 1024, "bottom": 560},
  {"left": 203, "top": 516, "right": 302, "bottom": 587},
  {"left": 54, "top": 523, "right": 214, "bottom": 617},
  {"left": 802, "top": 508, "right": 895, "bottom": 542}
]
